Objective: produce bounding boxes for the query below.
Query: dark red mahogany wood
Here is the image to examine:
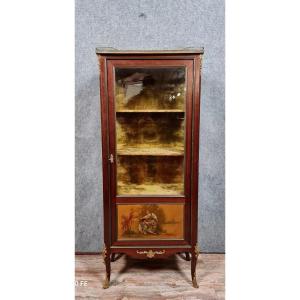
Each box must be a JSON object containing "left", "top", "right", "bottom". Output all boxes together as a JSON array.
[{"left": 96, "top": 48, "right": 203, "bottom": 289}]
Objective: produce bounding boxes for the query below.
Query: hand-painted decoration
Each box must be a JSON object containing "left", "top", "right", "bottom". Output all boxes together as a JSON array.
[{"left": 117, "top": 204, "right": 184, "bottom": 240}]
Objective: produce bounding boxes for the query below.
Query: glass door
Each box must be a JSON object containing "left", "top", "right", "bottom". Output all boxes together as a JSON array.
[
  {"left": 107, "top": 60, "right": 193, "bottom": 197},
  {"left": 107, "top": 59, "right": 193, "bottom": 243},
  {"left": 115, "top": 66, "right": 186, "bottom": 196}
]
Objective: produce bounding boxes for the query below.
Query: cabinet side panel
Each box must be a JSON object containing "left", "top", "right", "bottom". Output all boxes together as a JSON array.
[
  {"left": 98, "top": 55, "right": 111, "bottom": 247},
  {"left": 191, "top": 55, "right": 202, "bottom": 245}
]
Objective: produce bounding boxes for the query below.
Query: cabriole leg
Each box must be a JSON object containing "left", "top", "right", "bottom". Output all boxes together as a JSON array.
[
  {"left": 111, "top": 253, "right": 116, "bottom": 262},
  {"left": 185, "top": 252, "right": 191, "bottom": 261},
  {"left": 191, "top": 244, "right": 200, "bottom": 288},
  {"left": 102, "top": 245, "right": 111, "bottom": 289}
]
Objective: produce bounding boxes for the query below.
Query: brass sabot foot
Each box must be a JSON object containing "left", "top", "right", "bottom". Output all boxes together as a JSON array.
[
  {"left": 102, "top": 276, "right": 109, "bottom": 289},
  {"left": 192, "top": 276, "right": 199, "bottom": 288}
]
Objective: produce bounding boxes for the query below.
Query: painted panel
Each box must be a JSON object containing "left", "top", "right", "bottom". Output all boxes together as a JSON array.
[{"left": 117, "top": 204, "right": 184, "bottom": 240}]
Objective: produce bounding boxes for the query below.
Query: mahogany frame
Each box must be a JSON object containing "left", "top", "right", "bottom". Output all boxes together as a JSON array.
[{"left": 97, "top": 49, "right": 203, "bottom": 289}]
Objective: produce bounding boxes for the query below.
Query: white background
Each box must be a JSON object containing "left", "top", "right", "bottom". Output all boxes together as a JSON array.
[{"left": 0, "top": 0, "right": 300, "bottom": 299}]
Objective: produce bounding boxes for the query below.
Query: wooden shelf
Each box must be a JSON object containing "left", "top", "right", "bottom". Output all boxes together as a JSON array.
[
  {"left": 116, "top": 109, "right": 184, "bottom": 113},
  {"left": 117, "top": 182, "right": 184, "bottom": 196},
  {"left": 117, "top": 147, "right": 184, "bottom": 156}
]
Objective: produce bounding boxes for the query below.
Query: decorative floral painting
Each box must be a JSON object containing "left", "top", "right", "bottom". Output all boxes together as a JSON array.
[{"left": 117, "top": 204, "right": 184, "bottom": 240}]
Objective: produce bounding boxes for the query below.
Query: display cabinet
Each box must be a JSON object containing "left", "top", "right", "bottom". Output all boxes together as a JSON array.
[{"left": 96, "top": 48, "right": 204, "bottom": 288}]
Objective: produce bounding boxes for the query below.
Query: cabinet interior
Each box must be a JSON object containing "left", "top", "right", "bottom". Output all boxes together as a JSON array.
[{"left": 115, "top": 67, "right": 186, "bottom": 196}]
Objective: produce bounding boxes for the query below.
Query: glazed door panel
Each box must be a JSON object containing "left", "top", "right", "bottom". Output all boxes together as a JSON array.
[
  {"left": 107, "top": 60, "right": 193, "bottom": 199},
  {"left": 106, "top": 59, "right": 194, "bottom": 245}
]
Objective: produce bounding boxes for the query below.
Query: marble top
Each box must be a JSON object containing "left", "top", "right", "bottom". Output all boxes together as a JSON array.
[{"left": 95, "top": 47, "right": 204, "bottom": 55}]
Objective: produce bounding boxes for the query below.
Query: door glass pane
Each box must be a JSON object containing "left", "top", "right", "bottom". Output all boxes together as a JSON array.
[{"left": 115, "top": 67, "right": 186, "bottom": 196}]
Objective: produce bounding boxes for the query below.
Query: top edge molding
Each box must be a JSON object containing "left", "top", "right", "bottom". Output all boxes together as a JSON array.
[{"left": 96, "top": 47, "right": 204, "bottom": 55}]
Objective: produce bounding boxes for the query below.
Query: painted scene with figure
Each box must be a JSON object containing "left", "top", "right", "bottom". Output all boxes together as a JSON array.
[{"left": 117, "top": 204, "right": 184, "bottom": 240}]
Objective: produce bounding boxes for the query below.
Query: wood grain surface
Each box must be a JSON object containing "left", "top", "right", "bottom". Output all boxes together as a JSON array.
[{"left": 75, "top": 253, "right": 224, "bottom": 300}]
